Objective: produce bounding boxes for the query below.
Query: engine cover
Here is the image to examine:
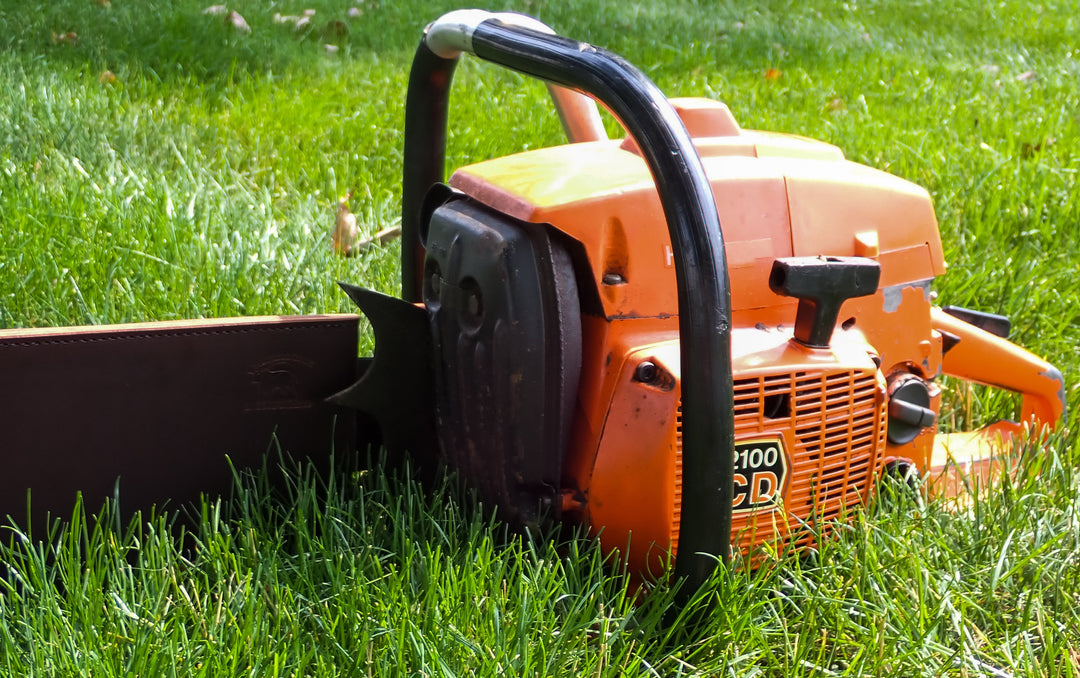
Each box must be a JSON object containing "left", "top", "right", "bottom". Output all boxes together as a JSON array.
[
  {"left": 585, "top": 326, "right": 888, "bottom": 573},
  {"left": 422, "top": 194, "right": 582, "bottom": 526}
]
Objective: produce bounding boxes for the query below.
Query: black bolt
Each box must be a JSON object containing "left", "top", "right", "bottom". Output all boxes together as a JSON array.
[
  {"left": 427, "top": 271, "right": 440, "bottom": 302},
  {"left": 635, "top": 361, "right": 658, "bottom": 383},
  {"left": 467, "top": 291, "right": 481, "bottom": 317}
]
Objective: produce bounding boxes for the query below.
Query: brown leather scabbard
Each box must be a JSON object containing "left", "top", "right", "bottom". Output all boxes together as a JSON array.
[{"left": 0, "top": 314, "right": 359, "bottom": 531}]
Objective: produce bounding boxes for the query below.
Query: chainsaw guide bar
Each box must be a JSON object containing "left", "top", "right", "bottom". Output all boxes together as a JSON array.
[{"left": 0, "top": 316, "right": 358, "bottom": 528}]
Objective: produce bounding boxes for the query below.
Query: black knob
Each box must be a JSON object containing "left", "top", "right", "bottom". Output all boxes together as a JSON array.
[{"left": 769, "top": 256, "right": 881, "bottom": 348}]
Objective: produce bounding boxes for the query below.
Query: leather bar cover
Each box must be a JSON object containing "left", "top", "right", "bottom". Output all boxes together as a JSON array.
[{"left": 0, "top": 314, "right": 359, "bottom": 531}]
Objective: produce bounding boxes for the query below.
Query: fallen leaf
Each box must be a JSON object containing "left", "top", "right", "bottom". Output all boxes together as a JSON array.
[
  {"left": 98, "top": 70, "right": 116, "bottom": 84},
  {"left": 356, "top": 226, "right": 402, "bottom": 251},
  {"left": 295, "top": 16, "right": 312, "bottom": 31},
  {"left": 51, "top": 31, "right": 79, "bottom": 45},
  {"left": 826, "top": 98, "right": 844, "bottom": 112},
  {"left": 333, "top": 193, "right": 359, "bottom": 256},
  {"left": 1017, "top": 70, "right": 1036, "bottom": 82},
  {"left": 203, "top": 4, "right": 228, "bottom": 15},
  {"left": 347, "top": 7, "right": 362, "bottom": 19},
  {"left": 1021, "top": 137, "right": 1056, "bottom": 158},
  {"left": 225, "top": 10, "right": 250, "bottom": 32},
  {"left": 96, "top": 0, "right": 111, "bottom": 7},
  {"left": 764, "top": 68, "right": 782, "bottom": 81},
  {"left": 323, "top": 20, "right": 349, "bottom": 38}
]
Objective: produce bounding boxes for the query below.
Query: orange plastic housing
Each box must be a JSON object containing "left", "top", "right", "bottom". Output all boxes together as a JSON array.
[{"left": 449, "top": 98, "right": 1063, "bottom": 574}]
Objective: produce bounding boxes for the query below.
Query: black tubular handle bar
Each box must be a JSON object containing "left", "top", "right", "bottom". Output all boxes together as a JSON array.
[{"left": 400, "top": 10, "right": 736, "bottom": 594}]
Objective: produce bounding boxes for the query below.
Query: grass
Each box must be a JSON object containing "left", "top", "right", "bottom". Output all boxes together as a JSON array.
[{"left": 1, "top": 0, "right": 1078, "bottom": 675}]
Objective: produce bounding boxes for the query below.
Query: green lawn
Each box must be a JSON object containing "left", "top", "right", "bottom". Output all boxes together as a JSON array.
[{"left": 2, "top": 1, "right": 1079, "bottom": 675}]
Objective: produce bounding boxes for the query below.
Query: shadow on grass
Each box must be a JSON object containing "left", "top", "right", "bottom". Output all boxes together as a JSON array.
[
  {"left": 0, "top": 0, "right": 850, "bottom": 88},
  {"left": 0, "top": 1, "right": 458, "bottom": 84},
  {"left": 2, "top": 0, "right": 1071, "bottom": 90}
]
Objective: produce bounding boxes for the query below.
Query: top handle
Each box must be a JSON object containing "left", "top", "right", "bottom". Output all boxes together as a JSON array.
[
  {"left": 400, "top": 10, "right": 735, "bottom": 595},
  {"left": 426, "top": 11, "right": 608, "bottom": 144}
]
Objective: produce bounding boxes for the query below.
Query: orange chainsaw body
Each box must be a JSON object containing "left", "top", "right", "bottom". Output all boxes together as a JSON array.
[{"left": 447, "top": 98, "right": 1063, "bottom": 574}]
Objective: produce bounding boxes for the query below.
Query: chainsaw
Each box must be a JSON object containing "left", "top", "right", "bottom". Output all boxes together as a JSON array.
[{"left": 0, "top": 11, "right": 1064, "bottom": 592}]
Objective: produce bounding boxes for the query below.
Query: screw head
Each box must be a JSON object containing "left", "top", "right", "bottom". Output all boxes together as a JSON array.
[
  {"left": 466, "top": 291, "right": 481, "bottom": 318},
  {"left": 634, "top": 361, "right": 658, "bottom": 383}
]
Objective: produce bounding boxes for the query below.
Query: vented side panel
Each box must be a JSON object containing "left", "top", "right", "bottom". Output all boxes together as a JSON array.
[{"left": 673, "top": 367, "right": 886, "bottom": 555}]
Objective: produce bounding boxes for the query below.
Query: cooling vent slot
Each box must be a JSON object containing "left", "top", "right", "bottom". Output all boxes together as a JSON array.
[{"left": 672, "top": 368, "right": 886, "bottom": 555}]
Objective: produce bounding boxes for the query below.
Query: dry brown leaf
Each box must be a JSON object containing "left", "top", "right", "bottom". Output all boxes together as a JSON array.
[
  {"left": 1021, "top": 137, "right": 1056, "bottom": 158},
  {"left": 333, "top": 193, "right": 359, "bottom": 256},
  {"left": 355, "top": 226, "right": 402, "bottom": 251},
  {"left": 225, "top": 10, "right": 250, "bottom": 32},
  {"left": 826, "top": 98, "right": 844, "bottom": 112},
  {"left": 323, "top": 20, "right": 349, "bottom": 38},
  {"left": 764, "top": 68, "right": 782, "bottom": 81},
  {"left": 98, "top": 70, "right": 116, "bottom": 84},
  {"left": 51, "top": 31, "right": 79, "bottom": 45},
  {"left": 202, "top": 4, "right": 228, "bottom": 15},
  {"left": 95, "top": 0, "right": 112, "bottom": 7}
]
